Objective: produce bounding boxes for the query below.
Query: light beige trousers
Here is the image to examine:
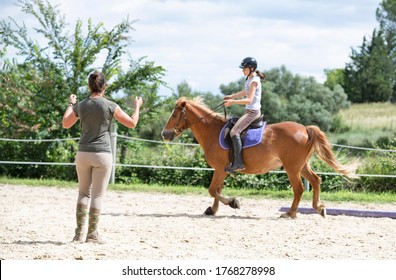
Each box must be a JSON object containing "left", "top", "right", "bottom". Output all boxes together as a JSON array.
[
  {"left": 230, "top": 109, "right": 261, "bottom": 137},
  {"left": 75, "top": 152, "right": 112, "bottom": 210}
]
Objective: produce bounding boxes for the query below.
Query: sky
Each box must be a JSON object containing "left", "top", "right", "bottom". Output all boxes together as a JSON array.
[{"left": 1, "top": 0, "right": 382, "bottom": 97}]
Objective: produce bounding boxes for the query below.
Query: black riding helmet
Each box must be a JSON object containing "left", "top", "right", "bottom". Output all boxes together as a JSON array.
[
  {"left": 239, "top": 57, "right": 257, "bottom": 80},
  {"left": 239, "top": 57, "right": 257, "bottom": 70}
]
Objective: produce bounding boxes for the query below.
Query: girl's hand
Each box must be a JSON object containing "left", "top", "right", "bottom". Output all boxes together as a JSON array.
[
  {"left": 224, "top": 95, "right": 232, "bottom": 100},
  {"left": 224, "top": 99, "right": 233, "bottom": 107}
]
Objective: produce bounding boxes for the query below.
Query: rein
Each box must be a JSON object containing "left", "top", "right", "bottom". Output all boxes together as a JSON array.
[{"left": 173, "top": 101, "right": 226, "bottom": 134}]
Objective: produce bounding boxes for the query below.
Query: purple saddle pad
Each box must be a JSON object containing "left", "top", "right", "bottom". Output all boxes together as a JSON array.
[{"left": 219, "top": 122, "right": 266, "bottom": 150}]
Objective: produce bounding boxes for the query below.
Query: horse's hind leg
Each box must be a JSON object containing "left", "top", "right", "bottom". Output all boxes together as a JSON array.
[
  {"left": 301, "top": 164, "right": 326, "bottom": 217},
  {"left": 281, "top": 170, "right": 305, "bottom": 219}
]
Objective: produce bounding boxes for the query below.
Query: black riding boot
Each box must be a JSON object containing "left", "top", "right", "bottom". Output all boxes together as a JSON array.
[{"left": 225, "top": 135, "right": 245, "bottom": 173}]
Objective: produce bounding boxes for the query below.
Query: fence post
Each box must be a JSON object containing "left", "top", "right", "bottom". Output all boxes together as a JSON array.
[
  {"left": 304, "top": 179, "right": 310, "bottom": 191},
  {"left": 110, "top": 122, "right": 117, "bottom": 184}
]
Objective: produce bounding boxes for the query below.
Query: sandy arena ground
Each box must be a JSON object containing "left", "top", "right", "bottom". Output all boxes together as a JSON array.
[{"left": 1, "top": 184, "right": 396, "bottom": 260}]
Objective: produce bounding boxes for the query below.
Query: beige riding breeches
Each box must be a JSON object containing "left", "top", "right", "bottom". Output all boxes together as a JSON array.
[{"left": 75, "top": 151, "right": 113, "bottom": 210}]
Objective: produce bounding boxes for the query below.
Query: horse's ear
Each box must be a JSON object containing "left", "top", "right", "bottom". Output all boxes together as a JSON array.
[{"left": 181, "top": 101, "right": 186, "bottom": 108}]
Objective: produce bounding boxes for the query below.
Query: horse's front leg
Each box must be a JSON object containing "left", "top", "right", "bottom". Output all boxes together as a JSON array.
[
  {"left": 204, "top": 170, "right": 240, "bottom": 216},
  {"left": 205, "top": 189, "right": 220, "bottom": 215}
]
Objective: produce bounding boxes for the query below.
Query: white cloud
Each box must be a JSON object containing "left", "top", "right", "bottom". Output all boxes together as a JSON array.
[{"left": 1, "top": 0, "right": 382, "bottom": 96}]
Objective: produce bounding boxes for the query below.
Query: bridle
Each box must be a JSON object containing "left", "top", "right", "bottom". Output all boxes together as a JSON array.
[{"left": 173, "top": 102, "right": 226, "bottom": 135}]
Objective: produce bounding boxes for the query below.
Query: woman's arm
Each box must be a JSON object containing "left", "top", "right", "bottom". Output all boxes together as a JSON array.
[
  {"left": 62, "top": 94, "right": 78, "bottom": 128},
  {"left": 114, "top": 96, "right": 143, "bottom": 128}
]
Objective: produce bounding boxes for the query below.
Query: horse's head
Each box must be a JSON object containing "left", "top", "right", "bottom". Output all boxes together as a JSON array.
[
  {"left": 162, "top": 97, "right": 225, "bottom": 142},
  {"left": 161, "top": 98, "right": 190, "bottom": 141}
]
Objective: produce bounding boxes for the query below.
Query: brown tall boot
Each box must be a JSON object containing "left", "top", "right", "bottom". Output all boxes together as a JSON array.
[
  {"left": 73, "top": 204, "right": 88, "bottom": 242},
  {"left": 86, "top": 208, "right": 105, "bottom": 243}
]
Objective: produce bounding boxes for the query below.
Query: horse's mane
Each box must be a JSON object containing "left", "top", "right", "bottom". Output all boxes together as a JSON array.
[{"left": 177, "top": 96, "right": 225, "bottom": 120}]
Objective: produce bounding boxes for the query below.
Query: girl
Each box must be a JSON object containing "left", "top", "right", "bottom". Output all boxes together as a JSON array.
[{"left": 223, "top": 57, "right": 266, "bottom": 173}]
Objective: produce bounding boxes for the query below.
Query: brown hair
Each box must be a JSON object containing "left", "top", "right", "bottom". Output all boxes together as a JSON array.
[
  {"left": 255, "top": 70, "right": 266, "bottom": 81},
  {"left": 88, "top": 71, "right": 106, "bottom": 93}
]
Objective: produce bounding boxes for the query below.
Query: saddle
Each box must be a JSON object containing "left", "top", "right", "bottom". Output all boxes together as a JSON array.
[{"left": 220, "top": 115, "right": 266, "bottom": 150}]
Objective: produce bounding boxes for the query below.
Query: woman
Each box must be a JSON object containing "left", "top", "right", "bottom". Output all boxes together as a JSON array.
[
  {"left": 223, "top": 57, "right": 266, "bottom": 173},
  {"left": 62, "top": 71, "right": 143, "bottom": 243}
]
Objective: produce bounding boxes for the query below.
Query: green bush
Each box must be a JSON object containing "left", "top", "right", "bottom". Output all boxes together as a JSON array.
[
  {"left": 0, "top": 140, "right": 77, "bottom": 180},
  {"left": 115, "top": 140, "right": 213, "bottom": 186},
  {"left": 352, "top": 150, "right": 396, "bottom": 192},
  {"left": 330, "top": 115, "right": 350, "bottom": 133},
  {"left": 225, "top": 172, "right": 290, "bottom": 190}
]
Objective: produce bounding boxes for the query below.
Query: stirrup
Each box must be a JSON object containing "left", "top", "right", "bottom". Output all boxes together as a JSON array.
[
  {"left": 225, "top": 163, "right": 245, "bottom": 174},
  {"left": 225, "top": 163, "right": 234, "bottom": 174}
]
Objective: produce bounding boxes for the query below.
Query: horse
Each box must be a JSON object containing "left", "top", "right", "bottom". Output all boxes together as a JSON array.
[{"left": 161, "top": 97, "right": 358, "bottom": 218}]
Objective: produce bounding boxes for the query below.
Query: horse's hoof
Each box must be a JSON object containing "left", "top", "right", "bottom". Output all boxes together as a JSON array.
[
  {"left": 280, "top": 212, "right": 296, "bottom": 219},
  {"left": 229, "top": 198, "right": 240, "bottom": 209},
  {"left": 320, "top": 208, "right": 327, "bottom": 218},
  {"left": 204, "top": 207, "right": 215, "bottom": 216},
  {"left": 280, "top": 213, "right": 290, "bottom": 219}
]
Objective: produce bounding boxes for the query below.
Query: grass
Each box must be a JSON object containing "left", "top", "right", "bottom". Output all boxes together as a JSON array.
[
  {"left": 330, "top": 128, "right": 393, "bottom": 147},
  {"left": 339, "top": 103, "right": 396, "bottom": 130},
  {"left": 329, "top": 103, "right": 396, "bottom": 146},
  {"left": 1, "top": 177, "right": 395, "bottom": 204}
]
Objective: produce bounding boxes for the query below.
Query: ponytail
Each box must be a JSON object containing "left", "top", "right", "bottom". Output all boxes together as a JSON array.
[
  {"left": 88, "top": 71, "right": 106, "bottom": 93},
  {"left": 255, "top": 70, "right": 266, "bottom": 81}
]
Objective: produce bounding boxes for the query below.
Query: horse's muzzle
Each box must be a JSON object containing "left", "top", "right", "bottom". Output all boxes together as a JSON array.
[{"left": 161, "top": 129, "right": 175, "bottom": 141}]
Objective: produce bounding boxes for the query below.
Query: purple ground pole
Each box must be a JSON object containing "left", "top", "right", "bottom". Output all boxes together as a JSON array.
[{"left": 279, "top": 207, "right": 396, "bottom": 219}]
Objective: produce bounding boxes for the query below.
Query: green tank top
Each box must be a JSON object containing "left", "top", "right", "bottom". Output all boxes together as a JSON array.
[{"left": 73, "top": 96, "right": 118, "bottom": 153}]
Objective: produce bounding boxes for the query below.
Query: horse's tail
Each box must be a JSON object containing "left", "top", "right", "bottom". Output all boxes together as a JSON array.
[{"left": 306, "top": 125, "right": 359, "bottom": 179}]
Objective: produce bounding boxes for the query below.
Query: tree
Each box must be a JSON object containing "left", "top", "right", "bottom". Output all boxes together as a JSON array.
[
  {"left": 377, "top": 0, "right": 396, "bottom": 46},
  {"left": 344, "top": 29, "right": 395, "bottom": 103},
  {"left": 377, "top": 0, "right": 396, "bottom": 102},
  {"left": 324, "top": 68, "right": 345, "bottom": 90},
  {"left": 173, "top": 80, "right": 196, "bottom": 99},
  {"left": 0, "top": 0, "right": 166, "bottom": 139},
  {"left": 0, "top": 0, "right": 166, "bottom": 178},
  {"left": 343, "top": 0, "right": 396, "bottom": 103}
]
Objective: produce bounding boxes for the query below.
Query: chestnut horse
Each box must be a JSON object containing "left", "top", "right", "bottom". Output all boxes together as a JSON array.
[{"left": 161, "top": 97, "right": 358, "bottom": 218}]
